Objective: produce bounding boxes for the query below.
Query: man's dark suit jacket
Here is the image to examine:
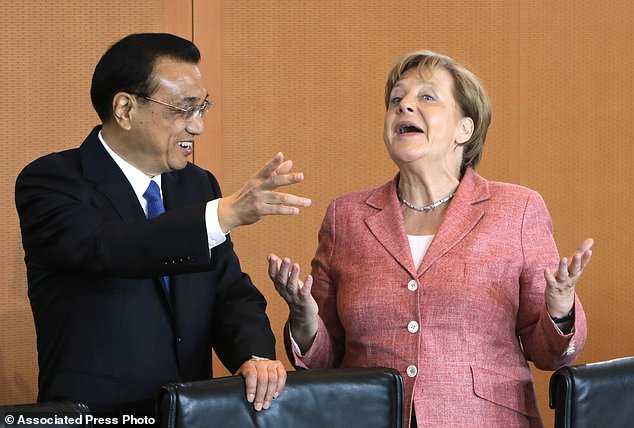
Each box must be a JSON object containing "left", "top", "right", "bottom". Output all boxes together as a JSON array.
[{"left": 15, "top": 126, "right": 276, "bottom": 413}]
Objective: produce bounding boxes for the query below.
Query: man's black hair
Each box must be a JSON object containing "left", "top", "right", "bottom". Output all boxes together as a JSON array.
[{"left": 90, "top": 33, "right": 200, "bottom": 122}]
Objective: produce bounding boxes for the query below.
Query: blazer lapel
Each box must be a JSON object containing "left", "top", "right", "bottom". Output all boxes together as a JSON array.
[
  {"left": 365, "top": 178, "right": 419, "bottom": 278},
  {"left": 418, "top": 167, "right": 489, "bottom": 275}
]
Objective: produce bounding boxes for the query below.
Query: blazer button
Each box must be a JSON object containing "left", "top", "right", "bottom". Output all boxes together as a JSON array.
[
  {"left": 176, "top": 337, "right": 182, "bottom": 344},
  {"left": 407, "top": 321, "right": 419, "bottom": 333},
  {"left": 407, "top": 280, "right": 418, "bottom": 291},
  {"left": 406, "top": 365, "right": 418, "bottom": 378}
]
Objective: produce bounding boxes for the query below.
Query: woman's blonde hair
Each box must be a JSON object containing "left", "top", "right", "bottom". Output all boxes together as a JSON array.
[{"left": 385, "top": 50, "right": 491, "bottom": 175}]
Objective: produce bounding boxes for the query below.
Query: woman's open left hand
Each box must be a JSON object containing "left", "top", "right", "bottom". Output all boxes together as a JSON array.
[{"left": 267, "top": 254, "right": 319, "bottom": 353}]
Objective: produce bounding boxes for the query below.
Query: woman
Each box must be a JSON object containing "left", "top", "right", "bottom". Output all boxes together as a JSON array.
[{"left": 268, "top": 50, "right": 592, "bottom": 427}]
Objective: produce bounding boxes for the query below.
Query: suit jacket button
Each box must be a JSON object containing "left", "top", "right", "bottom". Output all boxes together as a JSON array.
[
  {"left": 407, "top": 280, "right": 418, "bottom": 291},
  {"left": 176, "top": 337, "right": 182, "bottom": 344}
]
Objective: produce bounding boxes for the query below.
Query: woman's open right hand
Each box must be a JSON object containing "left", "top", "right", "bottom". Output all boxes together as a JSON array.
[{"left": 267, "top": 254, "right": 319, "bottom": 353}]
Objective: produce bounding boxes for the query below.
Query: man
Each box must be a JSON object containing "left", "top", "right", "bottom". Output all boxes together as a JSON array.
[{"left": 15, "top": 33, "right": 311, "bottom": 415}]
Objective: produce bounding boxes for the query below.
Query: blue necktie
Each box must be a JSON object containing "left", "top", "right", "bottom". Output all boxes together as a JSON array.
[{"left": 143, "top": 180, "right": 171, "bottom": 296}]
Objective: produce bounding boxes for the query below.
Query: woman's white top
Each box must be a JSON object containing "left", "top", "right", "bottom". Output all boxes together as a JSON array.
[{"left": 407, "top": 234, "right": 434, "bottom": 270}]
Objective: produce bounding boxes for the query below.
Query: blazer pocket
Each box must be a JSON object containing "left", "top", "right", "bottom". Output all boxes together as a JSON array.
[{"left": 470, "top": 365, "right": 539, "bottom": 417}]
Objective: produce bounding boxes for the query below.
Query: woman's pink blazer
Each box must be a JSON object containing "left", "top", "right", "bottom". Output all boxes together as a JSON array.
[{"left": 287, "top": 168, "right": 586, "bottom": 427}]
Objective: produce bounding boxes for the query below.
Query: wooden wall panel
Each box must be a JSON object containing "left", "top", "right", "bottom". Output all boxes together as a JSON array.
[
  {"left": 3, "top": 2, "right": 633, "bottom": 425},
  {"left": 519, "top": 0, "right": 634, "bottom": 420},
  {"left": 165, "top": 0, "right": 193, "bottom": 40},
  {"left": 0, "top": 0, "right": 180, "bottom": 405},
  {"left": 215, "top": 0, "right": 521, "bottom": 367},
  {"left": 191, "top": 0, "right": 634, "bottom": 425},
  {"left": 192, "top": 0, "right": 223, "bottom": 177},
  {"left": 208, "top": 0, "right": 522, "bottom": 376}
]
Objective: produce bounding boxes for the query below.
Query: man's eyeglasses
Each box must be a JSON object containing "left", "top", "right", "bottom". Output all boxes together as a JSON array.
[{"left": 133, "top": 94, "right": 212, "bottom": 120}]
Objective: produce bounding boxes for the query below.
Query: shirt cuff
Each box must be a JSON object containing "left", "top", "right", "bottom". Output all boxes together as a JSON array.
[
  {"left": 205, "top": 199, "right": 228, "bottom": 250},
  {"left": 289, "top": 330, "right": 306, "bottom": 357},
  {"left": 250, "top": 355, "right": 270, "bottom": 361}
]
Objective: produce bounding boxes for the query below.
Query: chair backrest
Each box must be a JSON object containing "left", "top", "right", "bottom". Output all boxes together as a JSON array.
[
  {"left": 549, "top": 356, "right": 634, "bottom": 428},
  {"left": 0, "top": 401, "right": 92, "bottom": 428},
  {"left": 158, "top": 367, "right": 404, "bottom": 428}
]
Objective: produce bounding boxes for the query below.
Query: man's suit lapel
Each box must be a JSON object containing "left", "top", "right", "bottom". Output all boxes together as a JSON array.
[
  {"left": 80, "top": 126, "right": 174, "bottom": 315},
  {"left": 364, "top": 168, "right": 490, "bottom": 278},
  {"left": 160, "top": 168, "right": 188, "bottom": 212},
  {"left": 419, "top": 168, "right": 489, "bottom": 275},
  {"left": 80, "top": 126, "right": 146, "bottom": 220}
]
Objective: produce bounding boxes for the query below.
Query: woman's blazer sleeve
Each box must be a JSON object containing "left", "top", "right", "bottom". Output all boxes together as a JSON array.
[
  {"left": 516, "top": 191, "right": 587, "bottom": 369},
  {"left": 285, "top": 199, "right": 345, "bottom": 369}
]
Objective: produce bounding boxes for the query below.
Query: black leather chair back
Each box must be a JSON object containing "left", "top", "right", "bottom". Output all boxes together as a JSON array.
[
  {"left": 159, "top": 367, "right": 404, "bottom": 428},
  {"left": 0, "top": 402, "right": 92, "bottom": 428},
  {"left": 549, "top": 356, "right": 634, "bottom": 428}
]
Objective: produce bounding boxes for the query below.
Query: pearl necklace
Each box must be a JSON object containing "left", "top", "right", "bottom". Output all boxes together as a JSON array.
[{"left": 398, "top": 190, "right": 455, "bottom": 212}]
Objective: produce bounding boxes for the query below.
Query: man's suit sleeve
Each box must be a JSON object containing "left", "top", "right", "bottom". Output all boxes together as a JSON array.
[
  {"left": 15, "top": 153, "right": 211, "bottom": 278},
  {"left": 210, "top": 260, "right": 277, "bottom": 372},
  {"left": 202, "top": 171, "right": 276, "bottom": 372}
]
